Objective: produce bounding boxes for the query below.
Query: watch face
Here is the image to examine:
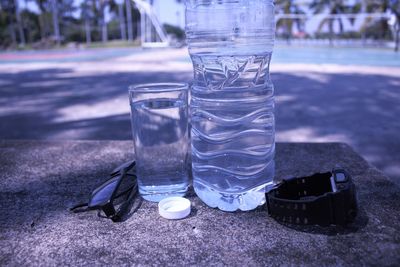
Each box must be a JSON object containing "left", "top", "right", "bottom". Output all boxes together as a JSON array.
[{"left": 334, "top": 172, "right": 348, "bottom": 183}]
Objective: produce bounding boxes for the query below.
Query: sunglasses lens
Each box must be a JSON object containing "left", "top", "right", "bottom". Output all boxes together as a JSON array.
[
  {"left": 83, "top": 161, "right": 137, "bottom": 219},
  {"left": 89, "top": 176, "right": 120, "bottom": 208},
  {"left": 89, "top": 174, "right": 137, "bottom": 208}
]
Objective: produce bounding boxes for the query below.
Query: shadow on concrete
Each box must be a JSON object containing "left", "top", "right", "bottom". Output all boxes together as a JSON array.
[
  {"left": 272, "top": 71, "right": 400, "bottom": 186},
  {"left": 0, "top": 68, "right": 192, "bottom": 140},
  {"left": 0, "top": 68, "right": 399, "bottom": 185}
]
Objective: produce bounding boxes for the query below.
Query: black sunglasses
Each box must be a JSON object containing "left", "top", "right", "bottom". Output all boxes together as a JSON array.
[{"left": 70, "top": 160, "right": 139, "bottom": 222}]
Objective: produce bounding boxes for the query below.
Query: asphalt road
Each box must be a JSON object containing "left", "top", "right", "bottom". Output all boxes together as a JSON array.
[{"left": 0, "top": 47, "right": 399, "bottom": 186}]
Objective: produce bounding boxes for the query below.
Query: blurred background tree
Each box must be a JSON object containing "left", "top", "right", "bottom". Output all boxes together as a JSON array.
[
  {"left": 362, "top": 0, "right": 400, "bottom": 51},
  {"left": 275, "top": 0, "right": 306, "bottom": 44},
  {"left": 0, "top": 0, "right": 398, "bottom": 50},
  {"left": 0, "top": 0, "right": 18, "bottom": 47},
  {"left": 80, "top": 0, "right": 94, "bottom": 44},
  {"left": 309, "top": 0, "right": 357, "bottom": 45}
]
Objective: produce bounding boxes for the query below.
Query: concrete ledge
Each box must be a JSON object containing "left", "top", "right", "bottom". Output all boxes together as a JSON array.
[{"left": 0, "top": 141, "right": 399, "bottom": 266}]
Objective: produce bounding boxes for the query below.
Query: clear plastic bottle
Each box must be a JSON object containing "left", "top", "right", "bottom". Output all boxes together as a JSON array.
[{"left": 185, "top": 0, "right": 275, "bottom": 211}]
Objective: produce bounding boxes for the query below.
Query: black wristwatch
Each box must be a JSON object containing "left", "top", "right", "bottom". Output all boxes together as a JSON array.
[{"left": 266, "top": 169, "right": 358, "bottom": 226}]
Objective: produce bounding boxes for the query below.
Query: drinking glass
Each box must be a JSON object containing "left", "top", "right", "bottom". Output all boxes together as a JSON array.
[{"left": 129, "top": 83, "right": 190, "bottom": 202}]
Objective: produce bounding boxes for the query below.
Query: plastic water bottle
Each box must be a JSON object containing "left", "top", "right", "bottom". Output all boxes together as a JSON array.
[{"left": 185, "top": 0, "right": 275, "bottom": 211}]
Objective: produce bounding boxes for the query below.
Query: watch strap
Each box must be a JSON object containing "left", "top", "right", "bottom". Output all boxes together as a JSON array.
[{"left": 266, "top": 170, "right": 357, "bottom": 226}]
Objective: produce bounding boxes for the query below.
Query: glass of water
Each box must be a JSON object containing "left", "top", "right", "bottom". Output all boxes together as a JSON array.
[{"left": 129, "top": 83, "right": 190, "bottom": 202}]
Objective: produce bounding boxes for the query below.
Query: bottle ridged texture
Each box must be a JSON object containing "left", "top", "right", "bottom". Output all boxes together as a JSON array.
[
  {"left": 190, "top": 53, "right": 275, "bottom": 211},
  {"left": 186, "top": 0, "right": 276, "bottom": 211}
]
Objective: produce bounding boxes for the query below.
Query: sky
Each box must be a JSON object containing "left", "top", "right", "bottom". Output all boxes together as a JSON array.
[{"left": 154, "top": 0, "right": 185, "bottom": 28}]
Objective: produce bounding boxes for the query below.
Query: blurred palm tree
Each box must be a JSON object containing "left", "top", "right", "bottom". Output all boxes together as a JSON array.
[
  {"left": 20, "top": 8, "right": 41, "bottom": 43},
  {"left": 14, "top": 0, "right": 25, "bottom": 46},
  {"left": 81, "top": 0, "right": 94, "bottom": 44},
  {"left": 125, "top": 0, "right": 133, "bottom": 41},
  {"left": 391, "top": 0, "right": 400, "bottom": 51},
  {"left": 0, "top": 0, "right": 18, "bottom": 45},
  {"left": 110, "top": 0, "right": 127, "bottom": 40},
  {"left": 275, "top": 0, "right": 305, "bottom": 44},
  {"left": 0, "top": 0, "right": 27, "bottom": 46},
  {"left": 310, "top": 0, "right": 357, "bottom": 45},
  {"left": 99, "top": 0, "right": 108, "bottom": 42},
  {"left": 34, "top": 0, "right": 51, "bottom": 40},
  {"left": 363, "top": 0, "right": 400, "bottom": 51},
  {"left": 33, "top": 0, "right": 75, "bottom": 45},
  {"left": 34, "top": 0, "right": 60, "bottom": 44},
  {"left": 50, "top": 0, "right": 60, "bottom": 45}
]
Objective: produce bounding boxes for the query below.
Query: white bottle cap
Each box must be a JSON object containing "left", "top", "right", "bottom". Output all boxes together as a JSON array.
[{"left": 158, "top": 197, "right": 191, "bottom": 220}]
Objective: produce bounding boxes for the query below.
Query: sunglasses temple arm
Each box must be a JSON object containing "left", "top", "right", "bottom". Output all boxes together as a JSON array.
[{"left": 69, "top": 202, "right": 90, "bottom": 213}]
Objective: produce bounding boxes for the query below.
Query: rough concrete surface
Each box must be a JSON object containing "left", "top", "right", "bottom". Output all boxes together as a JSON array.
[{"left": 0, "top": 140, "right": 399, "bottom": 266}]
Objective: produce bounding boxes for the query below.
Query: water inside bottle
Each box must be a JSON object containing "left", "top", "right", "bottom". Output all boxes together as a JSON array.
[{"left": 190, "top": 53, "right": 275, "bottom": 211}]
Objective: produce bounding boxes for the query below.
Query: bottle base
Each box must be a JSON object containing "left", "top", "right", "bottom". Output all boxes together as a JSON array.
[
  {"left": 194, "top": 182, "right": 275, "bottom": 212},
  {"left": 139, "top": 183, "right": 189, "bottom": 202}
]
